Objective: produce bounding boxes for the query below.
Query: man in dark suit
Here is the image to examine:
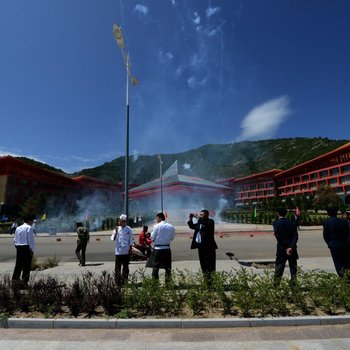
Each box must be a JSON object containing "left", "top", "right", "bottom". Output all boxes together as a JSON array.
[
  {"left": 188, "top": 209, "right": 217, "bottom": 277},
  {"left": 273, "top": 207, "right": 299, "bottom": 285},
  {"left": 323, "top": 207, "right": 350, "bottom": 278}
]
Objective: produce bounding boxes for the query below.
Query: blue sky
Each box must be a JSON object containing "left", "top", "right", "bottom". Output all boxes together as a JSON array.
[{"left": 1, "top": 0, "right": 349, "bottom": 173}]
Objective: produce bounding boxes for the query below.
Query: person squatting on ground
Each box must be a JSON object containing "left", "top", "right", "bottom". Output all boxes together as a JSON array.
[
  {"left": 188, "top": 209, "right": 217, "bottom": 282},
  {"left": 273, "top": 207, "right": 299, "bottom": 286},
  {"left": 323, "top": 207, "right": 350, "bottom": 278},
  {"left": 149, "top": 212, "right": 175, "bottom": 282},
  {"left": 138, "top": 225, "right": 152, "bottom": 258},
  {"left": 75, "top": 222, "right": 90, "bottom": 266},
  {"left": 12, "top": 214, "right": 36, "bottom": 288},
  {"left": 111, "top": 214, "right": 134, "bottom": 286}
]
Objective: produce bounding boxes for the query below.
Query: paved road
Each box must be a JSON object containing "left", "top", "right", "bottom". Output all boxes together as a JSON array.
[
  {"left": 0, "top": 226, "right": 329, "bottom": 263},
  {"left": 1, "top": 324, "right": 350, "bottom": 349}
]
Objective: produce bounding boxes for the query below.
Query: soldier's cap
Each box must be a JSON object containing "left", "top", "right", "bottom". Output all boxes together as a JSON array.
[{"left": 119, "top": 214, "right": 127, "bottom": 221}]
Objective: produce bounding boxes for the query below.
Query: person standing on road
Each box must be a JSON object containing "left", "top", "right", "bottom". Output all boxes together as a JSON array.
[
  {"left": 111, "top": 214, "right": 134, "bottom": 286},
  {"left": 323, "top": 207, "right": 350, "bottom": 278},
  {"left": 188, "top": 209, "right": 218, "bottom": 280},
  {"left": 273, "top": 207, "right": 299, "bottom": 286},
  {"left": 149, "top": 212, "right": 175, "bottom": 282},
  {"left": 75, "top": 222, "right": 90, "bottom": 266},
  {"left": 12, "top": 214, "right": 36, "bottom": 288}
]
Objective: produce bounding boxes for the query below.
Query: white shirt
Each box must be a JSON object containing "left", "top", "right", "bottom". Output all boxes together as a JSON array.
[
  {"left": 111, "top": 225, "right": 134, "bottom": 255},
  {"left": 14, "top": 223, "right": 35, "bottom": 251},
  {"left": 151, "top": 221, "right": 175, "bottom": 250}
]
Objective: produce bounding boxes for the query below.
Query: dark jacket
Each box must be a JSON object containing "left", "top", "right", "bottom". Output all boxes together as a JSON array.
[
  {"left": 323, "top": 217, "right": 349, "bottom": 249},
  {"left": 188, "top": 218, "right": 218, "bottom": 250},
  {"left": 273, "top": 217, "right": 298, "bottom": 250},
  {"left": 77, "top": 227, "right": 90, "bottom": 244}
]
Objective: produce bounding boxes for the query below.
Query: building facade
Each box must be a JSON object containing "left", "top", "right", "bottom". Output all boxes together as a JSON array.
[
  {"left": 218, "top": 142, "right": 350, "bottom": 206},
  {"left": 0, "top": 156, "right": 123, "bottom": 217}
]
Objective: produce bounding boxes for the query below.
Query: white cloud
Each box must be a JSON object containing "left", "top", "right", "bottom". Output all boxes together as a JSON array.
[
  {"left": 193, "top": 12, "right": 200, "bottom": 25},
  {"left": 237, "top": 96, "right": 291, "bottom": 141},
  {"left": 170, "top": 0, "right": 176, "bottom": 5},
  {"left": 206, "top": 27, "right": 220, "bottom": 37},
  {"left": 175, "top": 65, "right": 184, "bottom": 76},
  {"left": 166, "top": 52, "right": 174, "bottom": 59},
  {"left": 187, "top": 76, "right": 196, "bottom": 88},
  {"left": 187, "top": 76, "right": 207, "bottom": 88},
  {"left": 206, "top": 6, "right": 220, "bottom": 18},
  {"left": 134, "top": 4, "right": 149, "bottom": 16},
  {"left": 157, "top": 50, "right": 174, "bottom": 64}
]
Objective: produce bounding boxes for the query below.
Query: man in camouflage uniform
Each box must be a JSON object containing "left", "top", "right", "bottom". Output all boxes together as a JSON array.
[{"left": 75, "top": 222, "right": 90, "bottom": 266}]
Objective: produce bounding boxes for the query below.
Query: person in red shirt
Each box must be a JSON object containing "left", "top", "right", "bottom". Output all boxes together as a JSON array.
[{"left": 138, "top": 226, "right": 152, "bottom": 257}]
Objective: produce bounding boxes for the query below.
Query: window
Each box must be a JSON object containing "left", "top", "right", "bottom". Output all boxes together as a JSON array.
[
  {"left": 330, "top": 168, "right": 340, "bottom": 176},
  {"left": 329, "top": 178, "right": 338, "bottom": 186},
  {"left": 342, "top": 164, "right": 350, "bottom": 174},
  {"left": 320, "top": 170, "right": 328, "bottom": 178},
  {"left": 310, "top": 173, "right": 318, "bottom": 180},
  {"left": 309, "top": 182, "right": 317, "bottom": 189},
  {"left": 341, "top": 175, "right": 350, "bottom": 184},
  {"left": 301, "top": 175, "right": 309, "bottom": 182}
]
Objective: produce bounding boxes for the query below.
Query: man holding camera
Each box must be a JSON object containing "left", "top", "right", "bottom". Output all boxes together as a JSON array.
[{"left": 188, "top": 209, "right": 217, "bottom": 277}]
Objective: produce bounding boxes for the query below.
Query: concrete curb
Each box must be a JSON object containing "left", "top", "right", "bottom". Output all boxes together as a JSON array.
[{"left": 2, "top": 315, "right": 350, "bottom": 329}]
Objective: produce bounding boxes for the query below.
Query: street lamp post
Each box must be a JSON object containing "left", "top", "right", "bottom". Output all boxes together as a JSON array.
[
  {"left": 113, "top": 23, "right": 139, "bottom": 218},
  {"left": 158, "top": 155, "right": 163, "bottom": 213}
]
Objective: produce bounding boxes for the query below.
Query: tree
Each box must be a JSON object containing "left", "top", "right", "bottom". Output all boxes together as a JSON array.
[
  {"left": 285, "top": 197, "right": 294, "bottom": 209},
  {"left": 20, "top": 192, "right": 47, "bottom": 218},
  {"left": 313, "top": 185, "right": 344, "bottom": 211}
]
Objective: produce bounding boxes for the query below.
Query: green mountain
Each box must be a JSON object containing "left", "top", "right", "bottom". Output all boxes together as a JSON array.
[{"left": 74, "top": 137, "right": 349, "bottom": 184}]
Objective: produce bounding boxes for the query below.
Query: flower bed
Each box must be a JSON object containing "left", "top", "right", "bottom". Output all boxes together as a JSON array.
[{"left": 1, "top": 269, "right": 350, "bottom": 319}]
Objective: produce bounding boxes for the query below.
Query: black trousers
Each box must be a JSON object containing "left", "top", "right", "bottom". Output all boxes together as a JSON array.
[
  {"left": 75, "top": 242, "right": 87, "bottom": 265},
  {"left": 198, "top": 247, "right": 216, "bottom": 274},
  {"left": 152, "top": 249, "right": 172, "bottom": 281},
  {"left": 330, "top": 247, "right": 350, "bottom": 277},
  {"left": 115, "top": 254, "right": 130, "bottom": 285},
  {"left": 12, "top": 245, "right": 32, "bottom": 285},
  {"left": 274, "top": 247, "right": 298, "bottom": 284}
]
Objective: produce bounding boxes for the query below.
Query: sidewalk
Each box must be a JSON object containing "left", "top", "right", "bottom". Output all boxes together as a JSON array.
[{"left": 0, "top": 257, "right": 337, "bottom": 282}]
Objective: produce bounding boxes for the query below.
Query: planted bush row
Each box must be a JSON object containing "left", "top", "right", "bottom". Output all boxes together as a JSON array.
[{"left": 1, "top": 269, "right": 350, "bottom": 319}]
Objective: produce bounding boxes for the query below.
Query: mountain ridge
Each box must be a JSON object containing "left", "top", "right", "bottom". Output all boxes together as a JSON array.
[{"left": 16, "top": 137, "right": 349, "bottom": 185}]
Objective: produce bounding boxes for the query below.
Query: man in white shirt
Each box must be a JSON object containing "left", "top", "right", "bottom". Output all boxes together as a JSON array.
[
  {"left": 111, "top": 214, "right": 134, "bottom": 286},
  {"left": 150, "top": 212, "right": 175, "bottom": 282},
  {"left": 12, "top": 214, "right": 36, "bottom": 288}
]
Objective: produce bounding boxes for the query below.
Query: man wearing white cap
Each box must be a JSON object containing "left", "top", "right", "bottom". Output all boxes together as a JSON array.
[{"left": 111, "top": 214, "right": 134, "bottom": 285}]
